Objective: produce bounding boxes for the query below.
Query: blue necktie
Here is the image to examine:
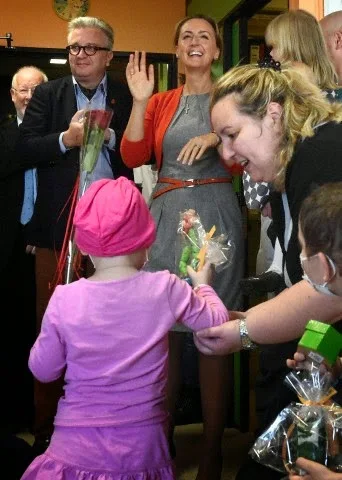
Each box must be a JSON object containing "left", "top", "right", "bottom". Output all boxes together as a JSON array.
[{"left": 20, "top": 168, "right": 37, "bottom": 225}]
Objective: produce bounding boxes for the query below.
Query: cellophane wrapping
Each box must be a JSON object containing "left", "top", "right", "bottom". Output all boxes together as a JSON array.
[
  {"left": 176, "top": 208, "right": 234, "bottom": 280},
  {"left": 250, "top": 365, "right": 342, "bottom": 476}
]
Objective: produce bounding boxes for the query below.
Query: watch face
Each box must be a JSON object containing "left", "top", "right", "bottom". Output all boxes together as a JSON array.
[{"left": 53, "top": 0, "right": 90, "bottom": 21}]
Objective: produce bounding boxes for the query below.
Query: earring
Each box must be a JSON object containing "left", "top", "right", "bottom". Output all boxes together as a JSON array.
[{"left": 176, "top": 54, "right": 179, "bottom": 59}]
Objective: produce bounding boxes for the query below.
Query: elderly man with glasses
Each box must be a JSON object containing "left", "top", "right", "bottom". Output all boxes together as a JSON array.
[{"left": 18, "top": 16, "right": 133, "bottom": 455}]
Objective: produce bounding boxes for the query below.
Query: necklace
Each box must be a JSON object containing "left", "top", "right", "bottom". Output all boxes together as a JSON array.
[
  {"left": 183, "top": 95, "right": 196, "bottom": 114},
  {"left": 184, "top": 96, "right": 190, "bottom": 114}
]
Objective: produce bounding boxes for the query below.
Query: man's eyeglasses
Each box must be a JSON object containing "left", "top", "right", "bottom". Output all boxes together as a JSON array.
[
  {"left": 12, "top": 86, "right": 37, "bottom": 96},
  {"left": 66, "top": 45, "right": 110, "bottom": 56}
]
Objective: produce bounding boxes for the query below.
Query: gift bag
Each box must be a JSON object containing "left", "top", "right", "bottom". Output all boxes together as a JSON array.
[{"left": 250, "top": 365, "right": 342, "bottom": 476}]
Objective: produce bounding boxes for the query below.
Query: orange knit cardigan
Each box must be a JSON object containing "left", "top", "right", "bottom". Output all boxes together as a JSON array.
[{"left": 120, "top": 85, "right": 242, "bottom": 175}]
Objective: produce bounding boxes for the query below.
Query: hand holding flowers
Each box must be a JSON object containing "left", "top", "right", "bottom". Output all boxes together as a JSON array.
[
  {"left": 62, "top": 109, "right": 86, "bottom": 148},
  {"left": 177, "top": 208, "right": 234, "bottom": 283}
]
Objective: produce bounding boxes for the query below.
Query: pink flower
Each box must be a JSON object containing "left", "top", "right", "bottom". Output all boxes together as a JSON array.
[{"left": 88, "top": 109, "right": 113, "bottom": 130}]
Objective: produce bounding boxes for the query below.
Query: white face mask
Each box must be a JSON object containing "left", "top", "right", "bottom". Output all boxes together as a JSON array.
[{"left": 300, "top": 253, "right": 337, "bottom": 296}]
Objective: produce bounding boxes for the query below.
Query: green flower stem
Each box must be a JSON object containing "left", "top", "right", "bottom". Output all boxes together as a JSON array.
[{"left": 81, "top": 124, "right": 106, "bottom": 173}]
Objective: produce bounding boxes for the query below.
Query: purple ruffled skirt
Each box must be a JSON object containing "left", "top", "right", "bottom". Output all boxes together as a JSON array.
[{"left": 21, "top": 422, "right": 175, "bottom": 480}]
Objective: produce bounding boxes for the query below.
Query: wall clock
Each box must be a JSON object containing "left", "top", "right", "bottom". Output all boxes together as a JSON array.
[{"left": 53, "top": 0, "right": 90, "bottom": 21}]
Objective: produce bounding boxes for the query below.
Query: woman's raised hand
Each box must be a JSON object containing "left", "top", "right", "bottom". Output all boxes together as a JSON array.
[{"left": 126, "top": 51, "right": 155, "bottom": 102}]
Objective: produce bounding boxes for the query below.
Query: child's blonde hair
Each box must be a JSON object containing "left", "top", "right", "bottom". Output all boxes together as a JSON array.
[{"left": 265, "top": 9, "right": 337, "bottom": 90}]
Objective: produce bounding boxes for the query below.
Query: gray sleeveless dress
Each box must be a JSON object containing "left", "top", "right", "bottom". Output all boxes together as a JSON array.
[{"left": 145, "top": 93, "right": 244, "bottom": 332}]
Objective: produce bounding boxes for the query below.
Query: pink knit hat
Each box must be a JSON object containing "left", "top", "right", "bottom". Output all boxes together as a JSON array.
[{"left": 74, "top": 177, "right": 156, "bottom": 256}]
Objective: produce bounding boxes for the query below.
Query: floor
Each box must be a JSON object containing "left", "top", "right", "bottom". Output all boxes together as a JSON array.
[{"left": 174, "top": 424, "right": 254, "bottom": 480}]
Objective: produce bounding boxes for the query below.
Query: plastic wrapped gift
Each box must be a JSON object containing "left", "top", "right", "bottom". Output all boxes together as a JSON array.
[
  {"left": 250, "top": 365, "right": 342, "bottom": 476},
  {"left": 176, "top": 208, "right": 234, "bottom": 282}
]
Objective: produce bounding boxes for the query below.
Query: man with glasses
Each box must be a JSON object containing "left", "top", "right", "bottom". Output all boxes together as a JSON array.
[
  {"left": 18, "top": 16, "right": 133, "bottom": 455},
  {"left": 0, "top": 66, "right": 47, "bottom": 468}
]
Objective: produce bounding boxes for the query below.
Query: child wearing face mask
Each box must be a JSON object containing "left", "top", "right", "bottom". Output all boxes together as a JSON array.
[
  {"left": 297, "top": 183, "right": 342, "bottom": 298},
  {"left": 287, "top": 181, "right": 342, "bottom": 480},
  {"left": 21, "top": 177, "right": 229, "bottom": 480}
]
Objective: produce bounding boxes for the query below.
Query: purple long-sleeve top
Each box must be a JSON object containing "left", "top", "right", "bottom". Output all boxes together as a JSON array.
[{"left": 29, "top": 270, "right": 229, "bottom": 428}]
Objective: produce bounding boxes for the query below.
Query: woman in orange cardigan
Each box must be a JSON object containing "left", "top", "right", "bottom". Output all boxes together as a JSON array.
[{"left": 120, "top": 14, "right": 244, "bottom": 480}]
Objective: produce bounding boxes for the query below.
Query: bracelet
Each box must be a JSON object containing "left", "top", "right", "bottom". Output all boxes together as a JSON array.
[
  {"left": 212, "top": 131, "right": 222, "bottom": 147},
  {"left": 193, "top": 284, "right": 209, "bottom": 292},
  {"left": 239, "top": 319, "right": 258, "bottom": 350}
]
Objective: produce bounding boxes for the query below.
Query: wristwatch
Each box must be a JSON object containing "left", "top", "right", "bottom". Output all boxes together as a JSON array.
[{"left": 239, "top": 319, "right": 258, "bottom": 350}]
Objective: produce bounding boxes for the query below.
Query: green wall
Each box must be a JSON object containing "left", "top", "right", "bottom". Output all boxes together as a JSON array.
[{"left": 187, "top": 0, "right": 241, "bottom": 23}]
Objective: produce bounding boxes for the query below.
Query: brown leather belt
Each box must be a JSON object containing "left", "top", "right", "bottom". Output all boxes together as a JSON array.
[{"left": 152, "top": 176, "right": 232, "bottom": 199}]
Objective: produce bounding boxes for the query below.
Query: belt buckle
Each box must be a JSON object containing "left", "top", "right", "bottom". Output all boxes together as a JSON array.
[{"left": 185, "top": 178, "right": 195, "bottom": 187}]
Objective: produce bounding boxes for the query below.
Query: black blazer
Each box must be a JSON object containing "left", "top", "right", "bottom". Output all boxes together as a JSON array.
[
  {"left": 0, "top": 118, "right": 25, "bottom": 272},
  {"left": 18, "top": 75, "right": 133, "bottom": 250},
  {"left": 270, "top": 122, "right": 342, "bottom": 285}
]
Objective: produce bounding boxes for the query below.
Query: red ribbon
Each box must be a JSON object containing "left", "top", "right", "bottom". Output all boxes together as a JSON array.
[{"left": 49, "top": 174, "right": 83, "bottom": 291}]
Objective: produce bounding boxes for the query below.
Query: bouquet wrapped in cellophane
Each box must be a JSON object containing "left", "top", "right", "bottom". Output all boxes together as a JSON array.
[
  {"left": 250, "top": 364, "right": 342, "bottom": 476},
  {"left": 176, "top": 208, "right": 234, "bottom": 283}
]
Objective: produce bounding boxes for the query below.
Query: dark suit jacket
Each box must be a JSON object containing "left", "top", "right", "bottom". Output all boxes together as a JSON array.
[
  {"left": 0, "top": 118, "right": 25, "bottom": 272},
  {"left": 18, "top": 75, "right": 133, "bottom": 250}
]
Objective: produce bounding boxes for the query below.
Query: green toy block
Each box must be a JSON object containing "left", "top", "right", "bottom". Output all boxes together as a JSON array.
[{"left": 298, "top": 319, "right": 342, "bottom": 367}]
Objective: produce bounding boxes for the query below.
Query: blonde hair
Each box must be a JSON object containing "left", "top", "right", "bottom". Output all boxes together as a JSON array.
[
  {"left": 210, "top": 63, "right": 342, "bottom": 190},
  {"left": 265, "top": 9, "right": 337, "bottom": 90},
  {"left": 67, "top": 16, "right": 114, "bottom": 50}
]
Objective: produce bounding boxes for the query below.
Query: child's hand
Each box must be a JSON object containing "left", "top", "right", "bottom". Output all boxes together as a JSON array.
[
  {"left": 290, "top": 457, "right": 342, "bottom": 480},
  {"left": 287, "top": 352, "right": 342, "bottom": 380},
  {"left": 187, "top": 261, "right": 213, "bottom": 288},
  {"left": 286, "top": 351, "right": 330, "bottom": 374},
  {"left": 286, "top": 351, "right": 309, "bottom": 370}
]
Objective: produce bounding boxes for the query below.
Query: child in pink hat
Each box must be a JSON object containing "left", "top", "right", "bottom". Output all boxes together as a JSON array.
[{"left": 21, "top": 177, "right": 229, "bottom": 480}]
